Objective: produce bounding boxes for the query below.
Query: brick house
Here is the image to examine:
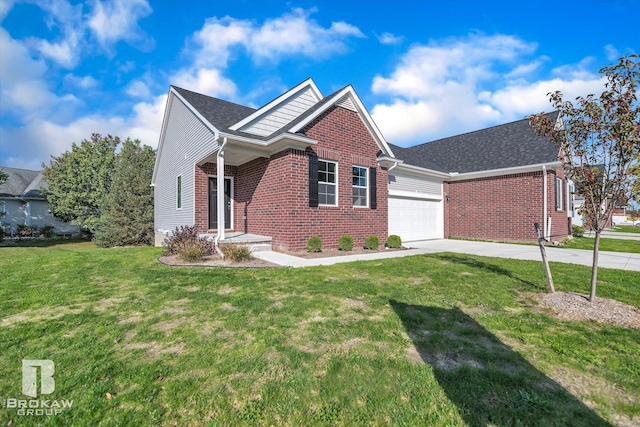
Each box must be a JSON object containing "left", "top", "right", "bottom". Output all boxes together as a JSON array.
[{"left": 152, "top": 79, "right": 572, "bottom": 250}]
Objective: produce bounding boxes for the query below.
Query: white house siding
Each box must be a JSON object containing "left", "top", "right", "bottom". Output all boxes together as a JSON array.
[
  {"left": 154, "top": 94, "right": 219, "bottom": 240},
  {"left": 28, "top": 200, "right": 79, "bottom": 234},
  {"left": 1, "top": 198, "right": 25, "bottom": 234},
  {"left": 388, "top": 172, "right": 444, "bottom": 242},
  {"left": 241, "top": 87, "right": 319, "bottom": 136},
  {"left": 0, "top": 198, "right": 78, "bottom": 235},
  {"left": 388, "top": 172, "right": 442, "bottom": 197}
]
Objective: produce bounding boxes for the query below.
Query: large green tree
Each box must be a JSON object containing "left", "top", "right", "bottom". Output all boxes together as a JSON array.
[
  {"left": 93, "top": 139, "right": 156, "bottom": 247},
  {"left": 529, "top": 54, "right": 640, "bottom": 301},
  {"left": 42, "top": 134, "right": 119, "bottom": 232}
]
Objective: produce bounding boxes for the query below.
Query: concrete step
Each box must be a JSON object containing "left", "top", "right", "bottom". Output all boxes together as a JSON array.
[{"left": 247, "top": 243, "right": 273, "bottom": 252}]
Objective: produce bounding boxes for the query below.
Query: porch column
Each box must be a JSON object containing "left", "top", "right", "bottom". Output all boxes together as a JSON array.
[{"left": 217, "top": 142, "right": 226, "bottom": 241}]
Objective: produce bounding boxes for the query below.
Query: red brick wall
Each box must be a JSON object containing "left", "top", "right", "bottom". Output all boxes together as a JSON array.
[
  {"left": 444, "top": 169, "right": 569, "bottom": 242},
  {"left": 193, "top": 105, "right": 388, "bottom": 251}
]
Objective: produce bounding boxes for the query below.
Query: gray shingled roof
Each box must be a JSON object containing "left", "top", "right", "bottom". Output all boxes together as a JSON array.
[
  {"left": 171, "top": 86, "right": 258, "bottom": 137},
  {"left": 172, "top": 84, "right": 349, "bottom": 142},
  {"left": 0, "top": 167, "right": 46, "bottom": 198},
  {"left": 391, "top": 112, "right": 560, "bottom": 173}
]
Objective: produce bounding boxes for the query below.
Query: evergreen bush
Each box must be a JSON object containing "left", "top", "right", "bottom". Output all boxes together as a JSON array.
[
  {"left": 307, "top": 236, "right": 322, "bottom": 252},
  {"left": 338, "top": 235, "right": 354, "bottom": 251}
]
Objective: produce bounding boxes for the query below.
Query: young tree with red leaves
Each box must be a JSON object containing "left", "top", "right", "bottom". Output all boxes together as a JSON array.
[{"left": 529, "top": 54, "right": 639, "bottom": 302}]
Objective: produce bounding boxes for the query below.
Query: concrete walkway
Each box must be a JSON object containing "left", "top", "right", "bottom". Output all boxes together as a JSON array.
[
  {"left": 254, "top": 239, "right": 640, "bottom": 271},
  {"left": 584, "top": 230, "right": 640, "bottom": 241}
]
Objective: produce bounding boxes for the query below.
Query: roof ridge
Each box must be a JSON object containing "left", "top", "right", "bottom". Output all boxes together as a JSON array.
[
  {"left": 407, "top": 111, "right": 558, "bottom": 149},
  {"left": 171, "top": 85, "right": 255, "bottom": 111}
]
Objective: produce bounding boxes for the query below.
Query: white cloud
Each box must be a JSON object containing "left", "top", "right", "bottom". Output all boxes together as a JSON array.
[
  {"left": 172, "top": 68, "right": 238, "bottom": 99},
  {"left": 604, "top": 44, "right": 619, "bottom": 61},
  {"left": 0, "top": 28, "right": 59, "bottom": 115},
  {"left": 64, "top": 74, "right": 99, "bottom": 89},
  {"left": 176, "top": 8, "right": 363, "bottom": 97},
  {"left": 25, "top": 0, "right": 85, "bottom": 68},
  {"left": 0, "top": 0, "right": 14, "bottom": 22},
  {"left": 370, "top": 34, "right": 605, "bottom": 146},
  {"left": 126, "top": 80, "right": 151, "bottom": 98},
  {"left": 0, "top": 93, "right": 167, "bottom": 169},
  {"left": 88, "top": 0, "right": 154, "bottom": 53},
  {"left": 377, "top": 32, "right": 403, "bottom": 45},
  {"left": 187, "top": 8, "right": 364, "bottom": 67}
]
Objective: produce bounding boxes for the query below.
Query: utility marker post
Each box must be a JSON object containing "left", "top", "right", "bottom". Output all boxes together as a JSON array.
[{"left": 534, "top": 223, "right": 555, "bottom": 293}]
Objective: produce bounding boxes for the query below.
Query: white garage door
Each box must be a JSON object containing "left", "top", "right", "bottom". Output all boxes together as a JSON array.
[{"left": 388, "top": 196, "right": 442, "bottom": 242}]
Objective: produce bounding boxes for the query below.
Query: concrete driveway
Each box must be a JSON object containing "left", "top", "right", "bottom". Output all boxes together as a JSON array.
[{"left": 409, "top": 239, "right": 640, "bottom": 272}]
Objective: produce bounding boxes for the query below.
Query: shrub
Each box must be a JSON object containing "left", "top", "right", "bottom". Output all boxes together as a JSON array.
[
  {"left": 17, "top": 225, "right": 34, "bottom": 238},
  {"left": 307, "top": 236, "right": 322, "bottom": 253},
  {"left": 338, "top": 235, "right": 354, "bottom": 251},
  {"left": 0, "top": 228, "right": 4, "bottom": 243},
  {"left": 39, "top": 225, "right": 55, "bottom": 238},
  {"left": 221, "top": 244, "right": 253, "bottom": 262},
  {"left": 387, "top": 235, "right": 402, "bottom": 248},
  {"left": 163, "top": 225, "right": 213, "bottom": 256},
  {"left": 179, "top": 240, "right": 207, "bottom": 262},
  {"left": 572, "top": 225, "right": 585, "bottom": 238},
  {"left": 364, "top": 235, "right": 379, "bottom": 250}
]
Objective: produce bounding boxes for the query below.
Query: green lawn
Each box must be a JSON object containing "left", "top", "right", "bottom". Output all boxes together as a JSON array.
[
  {"left": 561, "top": 236, "right": 640, "bottom": 253},
  {"left": 1, "top": 241, "right": 639, "bottom": 426},
  {"left": 612, "top": 224, "right": 640, "bottom": 233}
]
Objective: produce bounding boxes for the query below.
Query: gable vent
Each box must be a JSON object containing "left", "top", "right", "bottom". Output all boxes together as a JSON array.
[{"left": 336, "top": 95, "right": 357, "bottom": 112}]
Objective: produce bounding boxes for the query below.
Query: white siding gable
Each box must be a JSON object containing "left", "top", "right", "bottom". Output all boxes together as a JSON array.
[
  {"left": 154, "top": 94, "right": 219, "bottom": 234},
  {"left": 240, "top": 86, "right": 320, "bottom": 136}
]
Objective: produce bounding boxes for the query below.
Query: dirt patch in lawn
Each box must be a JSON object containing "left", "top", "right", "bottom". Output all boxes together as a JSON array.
[
  {"left": 158, "top": 254, "right": 277, "bottom": 268},
  {"left": 278, "top": 246, "right": 407, "bottom": 259},
  {"left": 535, "top": 292, "right": 640, "bottom": 329}
]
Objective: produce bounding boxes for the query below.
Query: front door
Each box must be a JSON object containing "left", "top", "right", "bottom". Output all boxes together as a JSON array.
[{"left": 209, "top": 177, "right": 232, "bottom": 230}]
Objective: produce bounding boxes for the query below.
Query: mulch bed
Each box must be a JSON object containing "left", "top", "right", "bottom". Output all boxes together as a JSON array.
[
  {"left": 535, "top": 291, "right": 640, "bottom": 329},
  {"left": 158, "top": 254, "right": 277, "bottom": 268},
  {"left": 278, "top": 246, "right": 407, "bottom": 259}
]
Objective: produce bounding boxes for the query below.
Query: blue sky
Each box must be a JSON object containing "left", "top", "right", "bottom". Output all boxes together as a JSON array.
[{"left": 0, "top": 0, "right": 638, "bottom": 170}]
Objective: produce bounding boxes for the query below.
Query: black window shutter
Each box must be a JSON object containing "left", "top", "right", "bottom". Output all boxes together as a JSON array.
[
  {"left": 309, "top": 153, "right": 319, "bottom": 207},
  {"left": 369, "top": 167, "right": 377, "bottom": 209}
]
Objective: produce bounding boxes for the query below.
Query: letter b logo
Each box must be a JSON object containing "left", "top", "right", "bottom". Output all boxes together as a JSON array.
[{"left": 22, "top": 360, "right": 55, "bottom": 398}]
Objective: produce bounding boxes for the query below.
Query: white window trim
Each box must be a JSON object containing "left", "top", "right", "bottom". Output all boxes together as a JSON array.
[
  {"left": 318, "top": 159, "right": 338, "bottom": 206},
  {"left": 352, "top": 165, "right": 368, "bottom": 208},
  {"left": 176, "top": 175, "right": 182, "bottom": 210},
  {"left": 555, "top": 176, "right": 563, "bottom": 211}
]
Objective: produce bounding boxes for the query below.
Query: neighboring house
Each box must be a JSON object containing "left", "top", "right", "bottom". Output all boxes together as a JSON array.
[
  {"left": 0, "top": 167, "right": 79, "bottom": 236},
  {"left": 152, "top": 78, "right": 572, "bottom": 251}
]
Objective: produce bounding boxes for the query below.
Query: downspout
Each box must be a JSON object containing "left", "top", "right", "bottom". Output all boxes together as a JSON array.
[
  {"left": 214, "top": 137, "right": 228, "bottom": 259},
  {"left": 542, "top": 165, "right": 548, "bottom": 240}
]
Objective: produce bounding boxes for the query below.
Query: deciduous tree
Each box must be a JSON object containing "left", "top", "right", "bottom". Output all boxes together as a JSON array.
[
  {"left": 42, "top": 134, "right": 119, "bottom": 232},
  {"left": 529, "top": 54, "right": 640, "bottom": 301}
]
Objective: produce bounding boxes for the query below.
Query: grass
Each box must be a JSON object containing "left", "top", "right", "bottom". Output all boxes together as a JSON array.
[
  {"left": 561, "top": 236, "right": 640, "bottom": 253},
  {"left": 1, "top": 241, "right": 639, "bottom": 426},
  {"left": 612, "top": 224, "right": 640, "bottom": 233}
]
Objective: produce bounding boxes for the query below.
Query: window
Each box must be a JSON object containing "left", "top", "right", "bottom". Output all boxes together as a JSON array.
[
  {"left": 318, "top": 160, "right": 337, "bottom": 205},
  {"left": 555, "top": 176, "right": 563, "bottom": 211},
  {"left": 177, "top": 176, "right": 182, "bottom": 209},
  {"left": 352, "top": 166, "right": 368, "bottom": 207}
]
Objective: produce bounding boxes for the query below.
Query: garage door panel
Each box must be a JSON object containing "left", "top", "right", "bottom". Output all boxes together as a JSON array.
[{"left": 388, "top": 197, "right": 441, "bottom": 242}]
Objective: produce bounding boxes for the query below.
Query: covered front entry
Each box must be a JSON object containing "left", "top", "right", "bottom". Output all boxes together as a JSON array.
[
  {"left": 209, "top": 177, "right": 232, "bottom": 230},
  {"left": 388, "top": 196, "right": 442, "bottom": 242}
]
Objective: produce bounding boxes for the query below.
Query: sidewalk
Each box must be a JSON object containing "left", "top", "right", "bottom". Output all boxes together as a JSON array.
[{"left": 254, "top": 239, "right": 640, "bottom": 271}]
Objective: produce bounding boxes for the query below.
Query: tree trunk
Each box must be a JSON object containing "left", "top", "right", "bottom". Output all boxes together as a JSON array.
[{"left": 589, "top": 230, "right": 601, "bottom": 302}]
